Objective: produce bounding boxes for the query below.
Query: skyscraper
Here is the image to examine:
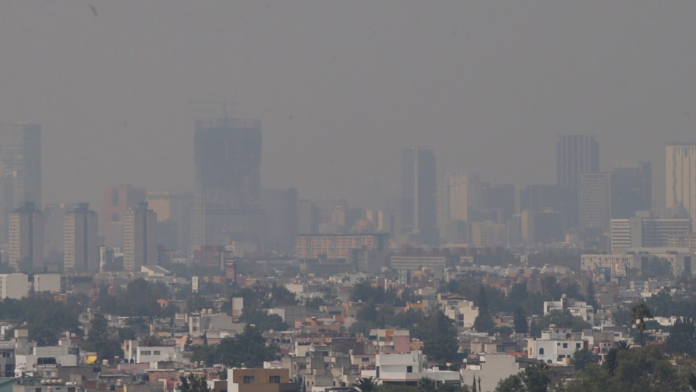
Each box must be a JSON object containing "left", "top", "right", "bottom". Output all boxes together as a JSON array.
[
  {"left": 580, "top": 173, "right": 611, "bottom": 231},
  {"left": 262, "top": 188, "right": 298, "bottom": 253},
  {"left": 147, "top": 191, "right": 193, "bottom": 252},
  {"left": 447, "top": 172, "right": 482, "bottom": 222},
  {"left": 557, "top": 135, "right": 599, "bottom": 229},
  {"left": 0, "top": 123, "right": 41, "bottom": 243},
  {"left": 64, "top": 203, "right": 99, "bottom": 272},
  {"left": 401, "top": 147, "right": 438, "bottom": 244},
  {"left": 122, "top": 202, "right": 158, "bottom": 271},
  {"left": 557, "top": 135, "right": 599, "bottom": 189},
  {"left": 103, "top": 184, "right": 146, "bottom": 248},
  {"left": 192, "top": 118, "right": 262, "bottom": 247},
  {"left": 610, "top": 161, "right": 651, "bottom": 219},
  {"left": 9, "top": 202, "right": 43, "bottom": 271},
  {"left": 666, "top": 144, "right": 696, "bottom": 232}
]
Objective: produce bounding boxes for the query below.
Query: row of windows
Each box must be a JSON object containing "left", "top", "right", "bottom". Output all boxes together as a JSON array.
[
  {"left": 242, "top": 376, "right": 281, "bottom": 384},
  {"left": 140, "top": 351, "right": 161, "bottom": 356}
]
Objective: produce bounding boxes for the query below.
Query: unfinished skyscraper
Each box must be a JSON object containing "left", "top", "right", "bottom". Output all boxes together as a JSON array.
[{"left": 192, "top": 118, "right": 263, "bottom": 247}]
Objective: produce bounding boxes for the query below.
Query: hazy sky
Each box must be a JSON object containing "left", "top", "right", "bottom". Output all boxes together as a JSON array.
[{"left": 1, "top": 1, "right": 695, "bottom": 211}]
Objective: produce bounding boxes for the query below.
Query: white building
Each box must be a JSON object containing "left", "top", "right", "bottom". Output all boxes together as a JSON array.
[
  {"left": 580, "top": 254, "right": 635, "bottom": 277},
  {"left": 123, "top": 340, "right": 184, "bottom": 365},
  {"left": 361, "top": 351, "right": 461, "bottom": 387},
  {"left": 527, "top": 338, "right": 585, "bottom": 365},
  {"left": 0, "top": 273, "right": 28, "bottom": 299},
  {"left": 438, "top": 294, "right": 479, "bottom": 328},
  {"left": 33, "top": 274, "right": 61, "bottom": 293},
  {"left": 543, "top": 295, "right": 594, "bottom": 324}
]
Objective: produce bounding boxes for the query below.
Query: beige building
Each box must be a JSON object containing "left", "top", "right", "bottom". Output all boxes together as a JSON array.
[
  {"left": 666, "top": 144, "right": 696, "bottom": 232},
  {"left": 9, "top": 202, "right": 43, "bottom": 271},
  {"left": 580, "top": 173, "right": 611, "bottom": 231},
  {"left": 123, "top": 202, "right": 158, "bottom": 271},
  {"left": 470, "top": 221, "right": 506, "bottom": 248},
  {"left": 447, "top": 172, "right": 482, "bottom": 222},
  {"left": 64, "top": 203, "right": 99, "bottom": 272},
  {"left": 227, "top": 368, "right": 296, "bottom": 392}
]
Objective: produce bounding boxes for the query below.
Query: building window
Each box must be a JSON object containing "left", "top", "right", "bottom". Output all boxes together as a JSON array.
[
  {"left": 576, "top": 343, "right": 581, "bottom": 349},
  {"left": 269, "top": 376, "right": 281, "bottom": 383},
  {"left": 407, "top": 366, "right": 413, "bottom": 373},
  {"left": 243, "top": 376, "right": 254, "bottom": 384},
  {"left": 563, "top": 343, "right": 568, "bottom": 348},
  {"left": 154, "top": 351, "right": 161, "bottom": 355},
  {"left": 141, "top": 351, "right": 151, "bottom": 356},
  {"left": 539, "top": 348, "right": 545, "bottom": 355}
]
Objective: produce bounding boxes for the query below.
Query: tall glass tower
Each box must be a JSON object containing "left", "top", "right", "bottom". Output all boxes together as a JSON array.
[
  {"left": 192, "top": 118, "right": 263, "bottom": 247},
  {"left": 401, "top": 147, "right": 438, "bottom": 245}
]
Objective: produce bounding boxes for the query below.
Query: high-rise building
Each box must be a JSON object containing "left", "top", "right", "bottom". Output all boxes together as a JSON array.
[
  {"left": 401, "top": 147, "right": 438, "bottom": 244},
  {"left": 262, "top": 188, "right": 298, "bottom": 253},
  {"left": 447, "top": 172, "right": 482, "bottom": 222},
  {"left": 9, "top": 202, "right": 43, "bottom": 271},
  {"left": 297, "top": 199, "right": 319, "bottom": 235},
  {"left": 122, "top": 202, "right": 158, "bottom": 271},
  {"left": 103, "top": 185, "right": 146, "bottom": 248},
  {"left": 557, "top": 135, "right": 599, "bottom": 229},
  {"left": 64, "top": 203, "right": 99, "bottom": 272},
  {"left": 0, "top": 123, "right": 41, "bottom": 243},
  {"left": 43, "top": 203, "right": 72, "bottom": 262},
  {"left": 192, "top": 118, "right": 262, "bottom": 247},
  {"left": 147, "top": 191, "right": 193, "bottom": 252},
  {"left": 557, "top": 135, "right": 599, "bottom": 189},
  {"left": 481, "top": 183, "right": 515, "bottom": 223},
  {"left": 666, "top": 144, "right": 696, "bottom": 232},
  {"left": 611, "top": 161, "right": 652, "bottom": 219},
  {"left": 610, "top": 212, "right": 691, "bottom": 252},
  {"left": 580, "top": 173, "right": 611, "bottom": 231}
]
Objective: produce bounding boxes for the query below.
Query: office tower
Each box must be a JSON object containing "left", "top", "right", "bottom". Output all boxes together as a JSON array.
[
  {"left": 122, "top": 202, "right": 158, "bottom": 271},
  {"left": 401, "top": 147, "right": 438, "bottom": 244},
  {"left": 520, "top": 209, "right": 565, "bottom": 245},
  {"left": 297, "top": 199, "right": 319, "bottom": 234},
  {"left": 103, "top": 185, "right": 146, "bottom": 248},
  {"left": 9, "top": 202, "right": 43, "bottom": 271},
  {"left": 580, "top": 173, "right": 611, "bottom": 231},
  {"left": 611, "top": 161, "right": 652, "bottom": 219},
  {"left": 192, "top": 118, "right": 262, "bottom": 247},
  {"left": 557, "top": 135, "right": 600, "bottom": 189},
  {"left": 365, "top": 210, "right": 392, "bottom": 233},
  {"left": 262, "top": 188, "right": 298, "bottom": 253},
  {"left": 470, "top": 221, "right": 506, "bottom": 248},
  {"left": 147, "top": 191, "right": 193, "bottom": 252},
  {"left": 63, "top": 203, "right": 99, "bottom": 272},
  {"left": 447, "top": 172, "right": 482, "bottom": 222},
  {"left": 43, "top": 204, "right": 70, "bottom": 262},
  {"left": 481, "top": 183, "right": 515, "bottom": 223},
  {"left": 0, "top": 123, "right": 41, "bottom": 243},
  {"left": 557, "top": 135, "right": 599, "bottom": 229},
  {"left": 610, "top": 212, "right": 691, "bottom": 252},
  {"left": 666, "top": 144, "right": 696, "bottom": 231}
]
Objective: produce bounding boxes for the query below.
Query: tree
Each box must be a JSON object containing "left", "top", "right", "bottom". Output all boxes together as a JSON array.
[
  {"left": 586, "top": 281, "right": 598, "bottom": 311},
  {"left": 494, "top": 374, "right": 524, "bottom": 392},
  {"left": 473, "top": 312, "right": 496, "bottom": 334},
  {"left": 665, "top": 317, "right": 696, "bottom": 357},
  {"left": 513, "top": 306, "right": 528, "bottom": 334},
  {"left": 423, "top": 335, "right": 458, "bottom": 364},
  {"left": 538, "top": 310, "right": 592, "bottom": 332},
  {"left": 417, "top": 377, "right": 435, "bottom": 392},
  {"left": 529, "top": 320, "right": 540, "bottom": 338},
  {"left": 570, "top": 348, "right": 598, "bottom": 371},
  {"left": 604, "top": 340, "right": 631, "bottom": 376},
  {"left": 179, "top": 374, "right": 212, "bottom": 392},
  {"left": 521, "top": 362, "right": 553, "bottom": 392},
  {"left": 352, "top": 377, "right": 378, "bottom": 392},
  {"left": 631, "top": 303, "right": 653, "bottom": 347}
]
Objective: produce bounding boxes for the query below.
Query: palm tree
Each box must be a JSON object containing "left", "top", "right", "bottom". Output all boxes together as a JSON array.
[
  {"left": 631, "top": 303, "right": 654, "bottom": 347},
  {"left": 352, "top": 377, "right": 378, "bottom": 392},
  {"left": 604, "top": 340, "right": 632, "bottom": 376}
]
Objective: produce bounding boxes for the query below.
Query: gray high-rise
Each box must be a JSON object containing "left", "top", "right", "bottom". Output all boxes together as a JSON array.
[
  {"left": 0, "top": 123, "right": 41, "bottom": 243},
  {"left": 401, "top": 147, "right": 438, "bottom": 245},
  {"left": 557, "top": 135, "right": 599, "bottom": 189},
  {"left": 192, "top": 118, "right": 263, "bottom": 247}
]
